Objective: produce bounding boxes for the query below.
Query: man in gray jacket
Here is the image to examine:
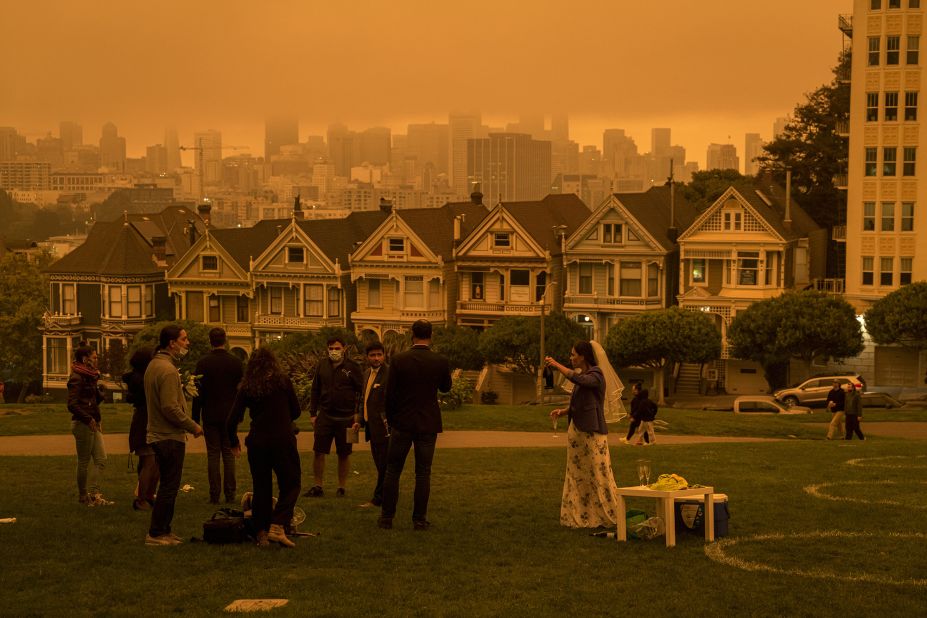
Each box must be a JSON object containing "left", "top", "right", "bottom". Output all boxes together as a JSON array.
[{"left": 144, "top": 325, "right": 203, "bottom": 546}]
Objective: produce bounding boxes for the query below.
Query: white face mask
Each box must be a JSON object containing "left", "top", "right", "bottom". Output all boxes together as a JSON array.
[
  {"left": 329, "top": 349, "right": 343, "bottom": 362},
  {"left": 176, "top": 346, "right": 189, "bottom": 358}
]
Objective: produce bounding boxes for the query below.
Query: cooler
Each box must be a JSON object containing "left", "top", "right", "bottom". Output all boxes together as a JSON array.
[{"left": 674, "top": 493, "right": 729, "bottom": 538}]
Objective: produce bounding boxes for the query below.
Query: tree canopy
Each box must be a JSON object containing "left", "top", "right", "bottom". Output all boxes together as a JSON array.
[
  {"left": 432, "top": 325, "right": 484, "bottom": 370},
  {"left": 864, "top": 282, "right": 927, "bottom": 350},
  {"left": 128, "top": 320, "right": 213, "bottom": 376},
  {"left": 478, "top": 312, "right": 587, "bottom": 377},
  {"left": 0, "top": 252, "right": 52, "bottom": 399},
  {"left": 681, "top": 169, "right": 747, "bottom": 211}
]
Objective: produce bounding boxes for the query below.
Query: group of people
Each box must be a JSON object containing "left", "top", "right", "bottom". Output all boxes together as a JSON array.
[
  {"left": 67, "top": 319, "right": 454, "bottom": 547},
  {"left": 825, "top": 380, "right": 866, "bottom": 441}
]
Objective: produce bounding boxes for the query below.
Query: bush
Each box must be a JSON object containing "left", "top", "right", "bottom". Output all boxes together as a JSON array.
[
  {"left": 480, "top": 390, "right": 499, "bottom": 405},
  {"left": 24, "top": 393, "right": 53, "bottom": 404},
  {"left": 439, "top": 376, "right": 472, "bottom": 411}
]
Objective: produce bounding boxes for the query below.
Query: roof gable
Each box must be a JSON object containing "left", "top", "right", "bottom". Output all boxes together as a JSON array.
[
  {"left": 167, "top": 231, "right": 250, "bottom": 282},
  {"left": 454, "top": 205, "right": 547, "bottom": 260},
  {"left": 678, "top": 186, "right": 784, "bottom": 243},
  {"left": 350, "top": 212, "right": 438, "bottom": 266},
  {"left": 567, "top": 195, "right": 664, "bottom": 254},
  {"left": 252, "top": 220, "right": 335, "bottom": 275}
]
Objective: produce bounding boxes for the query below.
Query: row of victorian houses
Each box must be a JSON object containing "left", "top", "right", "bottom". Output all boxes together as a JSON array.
[{"left": 41, "top": 178, "right": 828, "bottom": 397}]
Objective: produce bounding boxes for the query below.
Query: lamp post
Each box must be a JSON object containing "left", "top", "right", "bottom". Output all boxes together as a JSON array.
[{"left": 537, "top": 225, "right": 569, "bottom": 403}]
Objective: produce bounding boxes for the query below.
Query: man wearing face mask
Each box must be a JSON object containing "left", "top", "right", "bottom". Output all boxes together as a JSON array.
[
  {"left": 144, "top": 325, "right": 204, "bottom": 546},
  {"left": 305, "top": 336, "right": 362, "bottom": 498}
]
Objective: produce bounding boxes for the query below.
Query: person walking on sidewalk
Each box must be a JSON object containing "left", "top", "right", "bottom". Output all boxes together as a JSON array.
[
  {"left": 844, "top": 383, "right": 865, "bottom": 441},
  {"left": 825, "top": 380, "right": 846, "bottom": 440},
  {"left": 67, "top": 346, "right": 112, "bottom": 506}
]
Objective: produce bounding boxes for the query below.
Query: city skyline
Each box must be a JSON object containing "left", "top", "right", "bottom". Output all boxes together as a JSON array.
[{"left": 2, "top": 0, "right": 850, "bottom": 167}]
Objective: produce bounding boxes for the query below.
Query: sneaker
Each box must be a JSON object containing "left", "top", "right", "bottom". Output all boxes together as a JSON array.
[
  {"left": 304, "top": 486, "right": 323, "bottom": 498},
  {"left": 413, "top": 520, "right": 432, "bottom": 531},
  {"left": 336, "top": 488, "right": 345, "bottom": 497},
  {"left": 619, "top": 438, "right": 629, "bottom": 445},
  {"left": 166, "top": 532, "right": 184, "bottom": 543},
  {"left": 145, "top": 534, "right": 182, "bottom": 546},
  {"left": 91, "top": 494, "right": 114, "bottom": 506}
]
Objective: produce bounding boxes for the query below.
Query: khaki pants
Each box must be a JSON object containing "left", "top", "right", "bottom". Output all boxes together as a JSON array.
[{"left": 827, "top": 412, "right": 845, "bottom": 440}]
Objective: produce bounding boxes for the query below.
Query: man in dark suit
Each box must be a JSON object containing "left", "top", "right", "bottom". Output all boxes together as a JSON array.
[
  {"left": 356, "top": 341, "right": 389, "bottom": 508},
  {"left": 378, "top": 320, "right": 452, "bottom": 531},
  {"left": 192, "top": 327, "right": 244, "bottom": 504}
]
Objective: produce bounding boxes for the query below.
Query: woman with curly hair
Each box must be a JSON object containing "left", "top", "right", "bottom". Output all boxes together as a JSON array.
[{"left": 227, "top": 347, "right": 302, "bottom": 547}]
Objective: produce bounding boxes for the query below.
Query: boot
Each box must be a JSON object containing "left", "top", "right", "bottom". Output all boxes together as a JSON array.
[{"left": 268, "top": 523, "right": 295, "bottom": 548}]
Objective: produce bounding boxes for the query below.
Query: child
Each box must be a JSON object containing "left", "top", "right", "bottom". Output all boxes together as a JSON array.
[{"left": 635, "top": 388, "right": 658, "bottom": 446}]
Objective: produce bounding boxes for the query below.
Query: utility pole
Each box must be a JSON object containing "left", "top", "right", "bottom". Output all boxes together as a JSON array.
[{"left": 537, "top": 298, "right": 546, "bottom": 403}]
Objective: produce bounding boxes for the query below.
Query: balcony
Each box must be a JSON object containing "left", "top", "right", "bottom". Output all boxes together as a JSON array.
[
  {"left": 43, "top": 312, "right": 82, "bottom": 328},
  {"left": 813, "top": 278, "right": 845, "bottom": 295},
  {"left": 101, "top": 316, "right": 155, "bottom": 331},
  {"left": 352, "top": 309, "right": 447, "bottom": 324},
  {"left": 831, "top": 225, "right": 847, "bottom": 242},
  {"left": 456, "top": 301, "right": 546, "bottom": 316},
  {"left": 838, "top": 14, "right": 852, "bottom": 38},
  {"left": 253, "top": 313, "right": 344, "bottom": 329},
  {"left": 833, "top": 174, "right": 848, "bottom": 189},
  {"left": 564, "top": 295, "right": 663, "bottom": 308}
]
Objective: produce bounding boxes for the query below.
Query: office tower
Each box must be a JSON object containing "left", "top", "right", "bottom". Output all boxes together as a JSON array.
[
  {"left": 551, "top": 113, "right": 569, "bottom": 142},
  {"left": 603, "top": 129, "right": 641, "bottom": 178},
  {"left": 773, "top": 117, "right": 790, "bottom": 138},
  {"left": 509, "top": 113, "right": 546, "bottom": 139},
  {"left": 99, "top": 122, "right": 126, "bottom": 172},
  {"left": 194, "top": 129, "right": 222, "bottom": 185},
  {"left": 651, "top": 128, "right": 671, "bottom": 156},
  {"left": 744, "top": 133, "right": 763, "bottom": 175},
  {"left": 467, "top": 133, "right": 552, "bottom": 202},
  {"left": 706, "top": 143, "right": 740, "bottom": 171},
  {"left": 265, "top": 117, "right": 299, "bottom": 160},
  {"left": 845, "top": 0, "right": 924, "bottom": 310},
  {"left": 59, "top": 121, "right": 83, "bottom": 151},
  {"left": 146, "top": 144, "right": 169, "bottom": 174},
  {"left": 360, "top": 127, "right": 391, "bottom": 166},
  {"left": 164, "top": 127, "right": 181, "bottom": 171},
  {"left": 37, "top": 135, "right": 64, "bottom": 167},
  {"left": 406, "top": 122, "right": 449, "bottom": 175},
  {"left": 578, "top": 145, "right": 602, "bottom": 176},
  {"left": 327, "top": 123, "right": 359, "bottom": 177},
  {"left": 449, "top": 111, "right": 482, "bottom": 194},
  {"left": 0, "top": 127, "right": 22, "bottom": 161}
]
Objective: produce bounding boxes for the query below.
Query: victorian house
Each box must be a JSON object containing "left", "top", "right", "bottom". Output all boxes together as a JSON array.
[
  {"left": 562, "top": 186, "right": 697, "bottom": 341},
  {"left": 676, "top": 180, "right": 826, "bottom": 393},
  {"left": 42, "top": 206, "right": 204, "bottom": 393}
]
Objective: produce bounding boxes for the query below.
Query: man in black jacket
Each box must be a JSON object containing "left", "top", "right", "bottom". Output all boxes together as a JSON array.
[
  {"left": 378, "top": 320, "right": 452, "bottom": 531},
  {"left": 192, "top": 328, "right": 244, "bottom": 504},
  {"left": 357, "top": 341, "right": 389, "bottom": 508}
]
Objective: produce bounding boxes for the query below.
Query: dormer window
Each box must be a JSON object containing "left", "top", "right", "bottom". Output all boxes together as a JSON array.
[
  {"left": 388, "top": 238, "right": 405, "bottom": 253},
  {"left": 287, "top": 246, "right": 304, "bottom": 263},
  {"left": 723, "top": 211, "right": 743, "bottom": 231},
  {"left": 493, "top": 232, "right": 511, "bottom": 248},
  {"left": 602, "top": 223, "right": 623, "bottom": 244},
  {"left": 201, "top": 255, "right": 218, "bottom": 271}
]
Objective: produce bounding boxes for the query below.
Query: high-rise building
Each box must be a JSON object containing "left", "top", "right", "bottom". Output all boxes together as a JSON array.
[
  {"left": 59, "top": 121, "right": 83, "bottom": 152},
  {"left": 194, "top": 129, "right": 222, "bottom": 186},
  {"left": 467, "top": 133, "right": 552, "bottom": 202},
  {"left": 406, "top": 122, "right": 449, "bottom": 175},
  {"left": 744, "top": 133, "right": 763, "bottom": 175},
  {"left": 265, "top": 117, "right": 299, "bottom": 160},
  {"left": 99, "top": 122, "right": 126, "bottom": 172},
  {"left": 360, "top": 127, "right": 391, "bottom": 166},
  {"left": 551, "top": 113, "right": 569, "bottom": 142},
  {"left": 146, "top": 144, "right": 169, "bottom": 175},
  {"left": 773, "top": 117, "right": 790, "bottom": 138},
  {"left": 651, "top": 128, "right": 672, "bottom": 156},
  {"left": 327, "top": 123, "right": 359, "bottom": 177},
  {"left": 0, "top": 127, "right": 24, "bottom": 161},
  {"left": 164, "top": 127, "right": 181, "bottom": 172},
  {"left": 449, "top": 111, "right": 482, "bottom": 195},
  {"left": 602, "top": 129, "right": 641, "bottom": 178},
  {"left": 706, "top": 143, "right": 740, "bottom": 171},
  {"left": 845, "top": 0, "right": 924, "bottom": 311}
]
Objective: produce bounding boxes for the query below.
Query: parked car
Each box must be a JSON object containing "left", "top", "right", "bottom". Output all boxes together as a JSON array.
[
  {"left": 734, "top": 396, "right": 812, "bottom": 415},
  {"left": 773, "top": 374, "right": 865, "bottom": 408}
]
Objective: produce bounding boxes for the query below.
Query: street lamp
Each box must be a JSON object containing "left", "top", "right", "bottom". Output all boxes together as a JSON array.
[{"left": 537, "top": 225, "right": 569, "bottom": 403}]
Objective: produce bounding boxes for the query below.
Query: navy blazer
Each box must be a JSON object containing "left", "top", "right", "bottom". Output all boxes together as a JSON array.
[
  {"left": 361, "top": 365, "right": 389, "bottom": 444},
  {"left": 567, "top": 365, "right": 608, "bottom": 435},
  {"left": 385, "top": 345, "right": 452, "bottom": 434}
]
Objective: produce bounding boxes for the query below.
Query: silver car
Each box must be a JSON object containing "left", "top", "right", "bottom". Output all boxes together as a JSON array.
[
  {"left": 773, "top": 375, "right": 864, "bottom": 408},
  {"left": 734, "top": 396, "right": 812, "bottom": 415}
]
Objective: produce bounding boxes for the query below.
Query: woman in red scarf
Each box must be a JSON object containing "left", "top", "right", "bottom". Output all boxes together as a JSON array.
[{"left": 67, "top": 346, "right": 112, "bottom": 506}]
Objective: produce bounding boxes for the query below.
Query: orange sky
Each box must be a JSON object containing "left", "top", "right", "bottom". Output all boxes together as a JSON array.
[{"left": 2, "top": 0, "right": 851, "bottom": 166}]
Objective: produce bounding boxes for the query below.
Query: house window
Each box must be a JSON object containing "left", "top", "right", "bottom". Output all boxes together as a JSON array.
[
  {"left": 388, "top": 238, "right": 405, "bottom": 253},
  {"left": 509, "top": 269, "right": 530, "bottom": 303},
  {"left": 367, "top": 279, "right": 381, "bottom": 308},
  {"left": 692, "top": 259, "right": 706, "bottom": 284},
  {"left": 723, "top": 211, "right": 742, "bottom": 231},
  {"left": 62, "top": 283, "right": 76, "bottom": 314},
  {"left": 144, "top": 285, "right": 153, "bottom": 316},
  {"left": 404, "top": 276, "right": 424, "bottom": 308},
  {"left": 885, "top": 92, "right": 899, "bottom": 121},
  {"left": 901, "top": 257, "right": 914, "bottom": 284},
  {"left": 866, "top": 93, "right": 879, "bottom": 121},
  {"left": 470, "top": 272, "right": 484, "bottom": 300},
  {"left": 890, "top": 0, "right": 902, "bottom": 7},
  {"left": 327, "top": 287, "right": 341, "bottom": 317},
  {"left": 602, "top": 223, "right": 622, "bottom": 244},
  {"left": 619, "top": 261, "right": 642, "bottom": 296},
  {"left": 201, "top": 255, "right": 218, "bottom": 271},
  {"left": 304, "top": 285, "right": 323, "bottom": 316},
  {"left": 429, "top": 279, "right": 441, "bottom": 308},
  {"left": 606, "top": 262, "right": 615, "bottom": 296},
  {"left": 208, "top": 295, "right": 220, "bottom": 322},
  {"left": 270, "top": 287, "right": 283, "bottom": 315},
  {"left": 911, "top": 0, "right": 921, "bottom": 8},
  {"left": 493, "top": 232, "right": 511, "bottom": 248},
  {"left": 870, "top": 0, "right": 881, "bottom": 8},
  {"left": 887, "top": 35, "right": 901, "bottom": 65},
  {"left": 881, "top": 202, "right": 895, "bottom": 231},
  {"left": 499, "top": 273, "right": 505, "bottom": 301},
  {"left": 903, "top": 147, "right": 917, "bottom": 175},
  {"left": 864, "top": 202, "right": 876, "bottom": 231},
  {"left": 737, "top": 252, "right": 760, "bottom": 286},
  {"left": 881, "top": 257, "right": 894, "bottom": 285},
  {"left": 647, "top": 263, "right": 660, "bottom": 297},
  {"left": 862, "top": 257, "right": 874, "bottom": 285},
  {"left": 236, "top": 296, "right": 249, "bottom": 322},
  {"left": 108, "top": 286, "right": 122, "bottom": 317},
  {"left": 287, "top": 246, "right": 304, "bottom": 263},
  {"left": 908, "top": 35, "right": 920, "bottom": 64},
  {"left": 535, "top": 271, "right": 547, "bottom": 302},
  {"left": 865, "top": 147, "right": 878, "bottom": 176},
  {"left": 868, "top": 37, "right": 881, "bottom": 66},
  {"left": 884, "top": 147, "right": 897, "bottom": 176},
  {"left": 46, "top": 337, "right": 68, "bottom": 375},
  {"left": 905, "top": 91, "right": 918, "bottom": 120},
  {"left": 579, "top": 264, "right": 593, "bottom": 294},
  {"left": 127, "top": 286, "right": 141, "bottom": 318},
  {"left": 902, "top": 202, "right": 915, "bottom": 231}
]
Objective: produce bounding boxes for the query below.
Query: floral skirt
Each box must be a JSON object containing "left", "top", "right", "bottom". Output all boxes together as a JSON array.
[{"left": 560, "top": 422, "right": 620, "bottom": 528}]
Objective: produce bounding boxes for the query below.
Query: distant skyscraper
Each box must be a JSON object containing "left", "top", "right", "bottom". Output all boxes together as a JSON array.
[
  {"left": 164, "top": 127, "right": 181, "bottom": 171},
  {"left": 651, "top": 128, "right": 671, "bottom": 155},
  {"left": 551, "top": 113, "right": 569, "bottom": 142},
  {"left": 327, "top": 123, "right": 359, "bottom": 177},
  {"left": 265, "top": 117, "right": 299, "bottom": 160},
  {"left": 99, "top": 122, "right": 126, "bottom": 172},
  {"left": 194, "top": 129, "right": 222, "bottom": 185},
  {"left": 467, "top": 133, "right": 552, "bottom": 202},
  {"left": 603, "top": 129, "right": 640, "bottom": 178},
  {"left": 744, "top": 133, "right": 763, "bottom": 175},
  {"left": 360, "top": 127, "right": 391, "bottom": 166},
  {"left": 706, "top": 143, "right": 740, "bottom": 172},
  {"left": 146, "top": 144, "right": 169, "bottom": 174},
  {"left": 59, "top": 121, "right": 83, "bottom": 151},
  {"left": 449, "top": 111, "right": 482, "bottom": 195},
  {"left": 407, "top": 122, "right": 449, "bottom": 175},
  {"left": 0, "top": 127, "right": 21, "bottom": 161},
  {"left": 773, "top": 117, "right": 790, "bottom": 138}
]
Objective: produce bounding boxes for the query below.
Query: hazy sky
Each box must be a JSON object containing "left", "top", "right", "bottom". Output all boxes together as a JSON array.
[{"left": 2, "top": 0, "right": 850, "bottom": 166}]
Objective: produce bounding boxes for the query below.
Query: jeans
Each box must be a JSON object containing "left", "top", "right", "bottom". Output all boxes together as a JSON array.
[
  {"left": 845, "top": 415, "right": 865, "bottom": 440},
  {"left": 369, "top": 439, "right": 389, "bottom": 504},
  {"left": 71, "top": 421, "right": 106, "bottom": 497},
  {"left": 204, "top": 423, "right": 236, "bottom": 502},
  {"left": 827, "top": 412, "right": 845, "bottom": 439},
  {"left": 380, "top": 428, "right": 437, "bottom": 521},
  {"left": 149, "top": 440, "right": 186, "bottom": 537},
  {"left": 247, "top": 441, "right": 301, "bottom": 531}
]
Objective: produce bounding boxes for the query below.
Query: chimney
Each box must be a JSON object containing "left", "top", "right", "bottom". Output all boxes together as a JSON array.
[
  {"left": 152, "top": 236, "right": 167, "bottom": 264},
  {"left": 187, "top": 219, "right": 198, "bottom": 245},
  {"left": 783, "top": 168, "right": 793, "bottom": 230},
  {"left": 197, "top": 201, "right": 212, "bottom": 227},
  {"left": 453, "top": 214, "right": 465, "bottom": 243},
  {"left": 379, "top": 197, "right": 393, "bottom": 214},
  {"left": 470, "top": 182, "right": 483, "bottom": 206}
]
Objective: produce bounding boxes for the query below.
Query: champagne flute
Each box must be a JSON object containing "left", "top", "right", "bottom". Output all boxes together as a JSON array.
[
  {"left": 637, "top": 459, "right": 651, "bottom": 487},
  {"left": 551, "top": 411, "right": 559, "bottom": 438}
]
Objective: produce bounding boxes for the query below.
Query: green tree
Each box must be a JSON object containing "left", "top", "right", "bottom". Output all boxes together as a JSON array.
[
  {"left": 0, "top": 253, "right": 51, "bottom": 400},
  {"left": 604, "top": 307, "right": 721, "bottom": 404},
  {"left": 864, "top": 282, "right": 927, "bottom": 350},
  {"left": 681, "top": 169, "right": 747, "bottom": 211},
  {"left": 432, "top": 325, "right": 484, "bottom": 370},
  {"left": 128, "top": 320, "right": 212, "bottom": 376},
  {"left": 757, "top": 51, "right": 850, "bottom": 228},
  {"left": 478, "top": 312, "right": 587, "bottom": 378},
  {"left": 728, "top": 290, "right": 863, "bottom": 390}
]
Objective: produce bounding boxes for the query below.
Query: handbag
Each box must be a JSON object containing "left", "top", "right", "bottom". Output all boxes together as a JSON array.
[{"left": 202, "top": 508, "right": 248, "bottom": 544}]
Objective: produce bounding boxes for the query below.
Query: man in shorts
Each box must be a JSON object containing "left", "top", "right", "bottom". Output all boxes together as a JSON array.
[{"left": 305, "top": 337, "right": 362, "bottom": 497}]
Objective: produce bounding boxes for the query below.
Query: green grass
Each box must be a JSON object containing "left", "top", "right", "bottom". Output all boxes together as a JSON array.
[
  {"left": 3, "top": 402, "right": 927, "bottom": 439},
  {"left": 1, "top": 439, "right": 926, "bottom": 616}
]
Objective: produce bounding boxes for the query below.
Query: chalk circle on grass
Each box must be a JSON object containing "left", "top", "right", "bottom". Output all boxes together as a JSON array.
[
  {"left": 705, "top": 531, "right": 927, "bottom": 587},
  {"left": 845, "top": 455, "right": 927, "bottom": 469},
  {"left": 804, "top": 480, "right": 927, "bottom": 509}
]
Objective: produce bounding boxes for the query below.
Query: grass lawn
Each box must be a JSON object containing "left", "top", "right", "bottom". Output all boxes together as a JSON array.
[{"left": 1, "top": 439, "right": 925, "bottom": 616}]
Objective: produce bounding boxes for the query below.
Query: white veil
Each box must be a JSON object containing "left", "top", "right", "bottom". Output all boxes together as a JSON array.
[{"left": 559, "top": 340, "right": 627, "bottom": 423}]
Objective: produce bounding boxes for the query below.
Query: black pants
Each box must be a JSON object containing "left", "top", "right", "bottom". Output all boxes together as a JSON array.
[
  {"left": 149, "top": 440, "right": 186, "bottom": 537},
  {"left": 369, "top": 439, "right": 389, "bottom": 504},
  {"left": 247, "top": 440, "right": 301, "bottom": 531},
  {"left": 381, "top": 428, "right": 437, "bottom": 522},
  {"left": 845, "top": 415, "right": 865, "bottom": 440},
  {"left": 625, "top": 419, "right": 650, "bottom": 443},
  {"left": 204, "top": 423, "right": 236, "bottom": 502}
]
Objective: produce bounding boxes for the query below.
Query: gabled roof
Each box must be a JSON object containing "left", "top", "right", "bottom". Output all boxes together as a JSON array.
[
  {"left": 298, "top": 211, "right": 389, "bottom": 266},
  {"left": 611, "top": 186, "right": 698, "bottom": 251},
  {"left": 209, "top": 223, "right": 284, "bottom": 270},
  {"left": 395, "top": 202, "right": 489, "bottom": 256},
  {"left": 499, "top": 194, "right": 590, "bottom": 252}
]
